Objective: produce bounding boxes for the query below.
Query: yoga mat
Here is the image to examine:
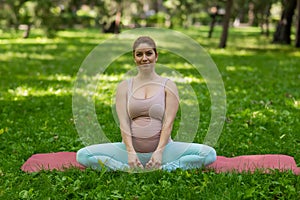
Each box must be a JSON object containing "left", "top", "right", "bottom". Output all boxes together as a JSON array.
[
  {"left": 21, "top": 152, "right": 86, "bottom": 172},
  {"left": 21, "top": 152, "right": 300, "bottom": 175},
  {"left": 207, "top": 154, "right": 300, "bottom": 174}
]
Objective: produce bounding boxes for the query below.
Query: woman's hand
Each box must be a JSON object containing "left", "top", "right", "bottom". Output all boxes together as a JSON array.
[
  {"left": 128, "top": 152, "right": 144, "bottom": 169},
  {"left": 146, "top": 150, "right": 163, "bottom": 169}
]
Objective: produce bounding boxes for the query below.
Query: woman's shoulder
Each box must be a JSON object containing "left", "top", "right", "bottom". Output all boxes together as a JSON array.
[
  {"left": 163, "top": 77, "right": 178, "bottom": 96},
  {"left": 118, "top": 77, "right": 134, "bottom": 86},
  {"left": 163, "top": 78, "right": 177, "bottom": 89},
  {"left": 116, "top": 79, "right": 130, "bottom": 93},
  {"left": 118, "top": 79, "right": 129, "bottom": 86}
]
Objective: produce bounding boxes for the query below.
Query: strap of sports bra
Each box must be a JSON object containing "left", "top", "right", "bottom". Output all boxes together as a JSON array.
[{"left": 163, "top": 78, "right": 169, "bottom": 87}]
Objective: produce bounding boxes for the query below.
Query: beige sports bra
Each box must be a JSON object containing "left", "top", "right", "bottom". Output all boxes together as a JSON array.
[{"left": 127, "top": 78, "right": 169, "bottom": 153}]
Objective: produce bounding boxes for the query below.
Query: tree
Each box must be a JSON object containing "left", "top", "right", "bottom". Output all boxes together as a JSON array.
[
  {"left": 18, "top": 1, "right": 37, "bottom": 38},
  {"left": 163, "top": 0, "right": 202, "bottom": 28},
  {"left": 1, "top": 0, "right": 29, "bottom": 31},
  {"left": 296, "top": 0, "right": 300, "bottom": 47},
  {"left": 34, "top": 0, "right": 63, "bottom": 38},
  {"left": 219, "top": 0, "right": 233, "bottom": 48},
  {"left": 95, "top": 0, "right": 123, "bottom": 33},
  {"left": 273, "top": 0, "right": 297, "bottom": 44},
  {"left": 208, "top": 5, "right": 221, "bottom": 38},
  {"left": 252, "top": 0, "right": 274, "bottom": 37}
]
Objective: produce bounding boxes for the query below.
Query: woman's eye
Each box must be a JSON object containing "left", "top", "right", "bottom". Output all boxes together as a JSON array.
[
  {"left": 146, "top": 52, "right": 153, "bottom": 56},
  {"left": 136, "top": 53, "right": 142, "bottom": 57}
]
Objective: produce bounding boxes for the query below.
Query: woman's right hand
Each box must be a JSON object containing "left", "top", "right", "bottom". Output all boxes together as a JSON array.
[{"left": 128, "top": 152, "right": 144, "bottom": 169}]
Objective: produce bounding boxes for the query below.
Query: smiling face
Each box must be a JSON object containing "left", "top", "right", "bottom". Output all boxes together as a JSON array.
[
  {"left": 132, "top": 36, "right": 158, "bottom": 67},
  {"left": 134, "top": 43, "right": 158, "bottom": 66}
]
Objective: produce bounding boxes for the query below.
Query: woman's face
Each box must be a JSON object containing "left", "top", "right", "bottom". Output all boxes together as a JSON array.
[{"left": 134, "top": 43, "right": 157, "bottom": 66}]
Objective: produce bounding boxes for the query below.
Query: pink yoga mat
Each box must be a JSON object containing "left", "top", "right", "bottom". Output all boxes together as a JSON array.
[
  {"left": 21, "top": 152, "right": 86, "bottom": 172},
  {"left": 21, "top": 152, "right": 300, "bottom": 175},
  {"left": 207, "top": 155, "right": 300, "bottom": 174}
]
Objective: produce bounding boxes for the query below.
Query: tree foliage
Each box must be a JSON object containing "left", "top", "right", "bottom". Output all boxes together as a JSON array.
[{"left": 0, "top": 0, "right": 299, "bottom": 48}]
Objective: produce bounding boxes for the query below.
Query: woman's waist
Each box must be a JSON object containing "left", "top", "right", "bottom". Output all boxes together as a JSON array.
[{"left": 131, "top": 117, "right": 162, "bottom": 138}]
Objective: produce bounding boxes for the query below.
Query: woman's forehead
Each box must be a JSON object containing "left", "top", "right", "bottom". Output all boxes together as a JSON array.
[
  {"left": 135, "top": 43, "right": 155, "bottom": 50},
  {"left": 135, "top": 47, "right": 154, "bottom": 52}
]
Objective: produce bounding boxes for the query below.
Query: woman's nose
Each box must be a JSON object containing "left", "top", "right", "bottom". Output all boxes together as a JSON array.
[{"left": 142, "top": 54, "right": 148, "bottom": 61}]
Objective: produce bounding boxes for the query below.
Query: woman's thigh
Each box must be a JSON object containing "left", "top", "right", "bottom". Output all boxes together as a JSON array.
[
  {"left": 78, "top": 142, "right": 129, "bottom": 164},
  {"left": 162, "top": 142, "right": 214, "bottom": 164}
]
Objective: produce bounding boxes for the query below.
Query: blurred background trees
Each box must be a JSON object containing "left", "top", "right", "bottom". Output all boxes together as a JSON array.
[{"left": 0, "top": 0, "right": 299, "bottom": 48}]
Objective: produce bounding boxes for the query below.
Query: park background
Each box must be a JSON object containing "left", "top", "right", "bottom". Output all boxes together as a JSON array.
[{"left": 1, "top": 0, "right": 300, "bottom": 199}]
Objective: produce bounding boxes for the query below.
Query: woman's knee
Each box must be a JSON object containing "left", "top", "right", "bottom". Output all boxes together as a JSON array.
[
  {"left": 76, "top": 148, "right": 89, "bottom": 165},
  {"left": 204, "top": 146, "right": 217, "bottom": 166}
]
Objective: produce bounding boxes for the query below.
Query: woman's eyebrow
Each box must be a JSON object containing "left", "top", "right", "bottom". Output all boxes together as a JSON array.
[{"left": 135, "top": 51, "right": 152, "bottom": 55}]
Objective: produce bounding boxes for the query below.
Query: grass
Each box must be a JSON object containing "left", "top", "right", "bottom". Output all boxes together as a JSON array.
[{"left": 1, "top": 26, "right": 300, "bottom": 199}]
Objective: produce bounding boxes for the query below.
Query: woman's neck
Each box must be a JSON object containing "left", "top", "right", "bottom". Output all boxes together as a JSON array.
[
  {"left": 136, "top": 71, "right": 159, "bottom": 81},
  {"left": 136, "top": 65, "right": 159, "bottom": 81}
]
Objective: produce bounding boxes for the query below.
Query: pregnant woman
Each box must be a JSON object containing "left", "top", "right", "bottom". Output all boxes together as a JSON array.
[{"left": 76, "top": 36, "right": 216, "bottom": 171}]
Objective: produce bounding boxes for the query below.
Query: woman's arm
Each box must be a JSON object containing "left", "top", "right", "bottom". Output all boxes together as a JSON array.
[
  {"left": 115, "top": 80, "right": 143, "bottom": 168},
  {"left": 157, "top": 79, "right": 179, "bottom": 150},
  {"left": 146, "top": 79, "right": 179, "bottom": 169}
]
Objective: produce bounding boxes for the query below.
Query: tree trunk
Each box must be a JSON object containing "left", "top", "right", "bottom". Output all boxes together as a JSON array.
[
  {"left": 273, "top": 0, "right": 297, "bottom": 44},
  {"left": 219, "top": 0, "right": 233, "bottom": 48},
  {"left": 114, "top": 7, "right": 121, "bottom": 34},
  {"left": 260, "top": 3, "right": 271, "bottom": 37},
  {"left": 208, "top": 14, "right": 217, "bottom": 38},
  {"left": 23, "top": 24, "right": 31, "bottom": 38},
  {"left": 208, "top": 6, "right": 219, "bottom": 38},
  {"left": 248, "top": 2, "right": 255, "bottom": 25},
  {"left": 296, "top": 0, "right": 300, "bottom": 47},
  {"left": 265, "top": 13, "right": 270, "bottom": 37},
  {"left": 154, "top": 0, "right": 163, "bottom": 13}
]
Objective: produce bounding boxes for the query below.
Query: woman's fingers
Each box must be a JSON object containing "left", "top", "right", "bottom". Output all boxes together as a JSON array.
[
  {"left": 129, "top": 155, "right": 163, "bottom": 170},
  {"left": 129, "top": 159, "right": 144, "bottom": 169},
  {"left": 146, "top": 158, "right": 161, "bottom": 169},
  {"left": 136, "top": 161, "right": 144, "bottom": 168},
  {"left": 145, "top": 161, "right": 152, "bottom": 168},
  {"left": 128, "top": 153, "right": 144, "bottom": 169}
]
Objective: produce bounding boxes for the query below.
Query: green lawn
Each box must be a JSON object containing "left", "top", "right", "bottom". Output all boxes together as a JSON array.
[{"left": 0, "top": 26, "right": 300, "bottom": 199}]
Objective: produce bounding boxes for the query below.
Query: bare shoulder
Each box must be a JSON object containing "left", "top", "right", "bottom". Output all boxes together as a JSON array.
[
  {"left": 165, "top": 79, "right": 178, "bottom": 96},
  {"left": 116, "top": 79, "right": 129, "bottom": 95},
  {"left": 165, "top": 79, "right": 178, "bottom": 90}
]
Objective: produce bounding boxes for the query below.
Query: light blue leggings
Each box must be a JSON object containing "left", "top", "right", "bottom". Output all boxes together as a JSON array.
[{"left": 76, "top": 142, "right": 216, "bottom": 172}]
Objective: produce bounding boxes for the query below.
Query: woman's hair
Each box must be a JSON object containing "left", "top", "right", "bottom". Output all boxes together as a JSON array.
[{"left": 132, "top": 36, "right": 157, "bottom": 55}]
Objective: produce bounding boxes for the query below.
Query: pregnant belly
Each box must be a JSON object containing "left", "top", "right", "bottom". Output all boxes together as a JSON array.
[{"left": 131, "top": 117, "right": 162, "bottom": 153}]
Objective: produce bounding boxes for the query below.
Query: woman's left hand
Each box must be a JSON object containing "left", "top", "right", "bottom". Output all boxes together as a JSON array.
[{"left": 146, "top": 150, "right": 163, "bottom": 169}]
